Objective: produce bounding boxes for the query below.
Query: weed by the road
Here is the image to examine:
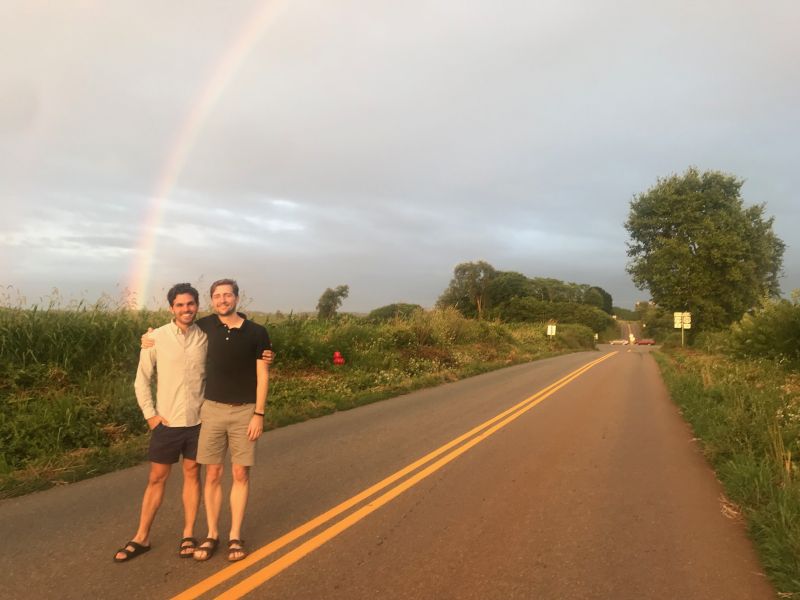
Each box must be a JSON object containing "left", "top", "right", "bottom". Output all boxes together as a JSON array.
[{"left": 656, "top": 350, "right": 800, "bottom": 595}]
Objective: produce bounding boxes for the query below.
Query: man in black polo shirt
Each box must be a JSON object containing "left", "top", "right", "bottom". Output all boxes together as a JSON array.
[{"left": 192, "top": 279, "right": 271, "bottom": 563}]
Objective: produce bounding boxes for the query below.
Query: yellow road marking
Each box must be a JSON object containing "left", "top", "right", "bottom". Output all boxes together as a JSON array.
[{"left": 172, "top": 352, "right": 617, "bottom": 600}]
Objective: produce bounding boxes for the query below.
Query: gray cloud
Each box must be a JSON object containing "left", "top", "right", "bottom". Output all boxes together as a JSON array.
[{"left": 2, "top": 0, "right": 798, "bottom": 312}]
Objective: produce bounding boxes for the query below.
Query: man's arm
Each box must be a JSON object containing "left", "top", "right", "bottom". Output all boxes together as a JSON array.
[
  {"left": 133, "top": 344, "right": 168, "bottom": 429},
  {"left": 141, "top": 327, "right": 155, "bottom": 349},
  {"left": 247, "top": 359, "right": 269, "bottom": 441},
  {"left": 261, "top": 326, "right": 274, "bottom": 364},
  {"left": 142, "top": 326, "right": 275, "bottom": 362}
]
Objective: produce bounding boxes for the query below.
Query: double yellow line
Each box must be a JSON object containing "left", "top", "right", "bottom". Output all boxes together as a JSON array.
[{"left": 173, "top": 351, "right": 617, "bottom": 599}]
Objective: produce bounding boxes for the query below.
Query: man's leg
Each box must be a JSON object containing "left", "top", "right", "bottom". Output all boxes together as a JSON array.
[
  {"left": 194, "top": 463, "right": 223, "bottom": 560},
  {"left": 179, "top": 458, "right": 201, "bottom": 555},
  {"left": 228, "top": 463, "right": 250, "bottom": 560},
  {"left": 181, "top": 458, "right": 201, "bottom": 537},
  {"left": 227, "top": 404, "right": 257, "bottom": 561},
  {"left": 115, "top": 462, "right": 171, "bottom": 560},
  {"left": 194, "top": 401, "right": 227, "bottom": 560}
]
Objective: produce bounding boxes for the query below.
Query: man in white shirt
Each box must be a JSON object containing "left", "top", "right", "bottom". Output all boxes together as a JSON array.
[{"left": 114, "top": 283, "right": 207, "bottom": 562}]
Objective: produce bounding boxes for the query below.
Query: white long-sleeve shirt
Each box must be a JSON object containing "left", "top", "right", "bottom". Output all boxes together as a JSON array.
[{"left": 134, "top": 321, "right": 207, "bottom": 427}]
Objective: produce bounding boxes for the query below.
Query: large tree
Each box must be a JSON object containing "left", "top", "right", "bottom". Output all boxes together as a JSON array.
[
  {"left": 316, "top": 285, "right": 349, "bottom": 319},
  {"left": 485, "top": 271, "right": 532, "bottom": 308},
  {"left": 625, "top": 168, "right": 784, "bottom": 329},
  {"left": 586, "top": 286, "right": 613, "bottom": 314},
  {"left": 437, "top": 261, "right": 497, "bottom": 319}
]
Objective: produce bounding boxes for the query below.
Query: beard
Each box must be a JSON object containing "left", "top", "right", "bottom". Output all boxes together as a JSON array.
[{"left": 214, "top": 304, "right": 237, "bottom": 317}]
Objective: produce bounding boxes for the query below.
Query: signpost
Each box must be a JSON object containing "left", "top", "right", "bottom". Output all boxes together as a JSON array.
[
  {"left": 673, "top": 311, "right": 691, "bottom": 347},
  {"left": 546, "top": 323, "right": 557, "bottom": 347}
]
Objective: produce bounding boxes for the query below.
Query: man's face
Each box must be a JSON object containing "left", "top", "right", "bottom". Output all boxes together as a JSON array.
[
  {"left": 211, "top": 284, "right": 238, "bottom": 317},
  {"left": 170, "top": 293, "right": 198, "bottom": 326}
]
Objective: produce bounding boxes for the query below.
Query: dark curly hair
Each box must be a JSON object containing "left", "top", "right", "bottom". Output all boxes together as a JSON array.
[{"left": 167, "top": 283, "right": 199, "bottom": 306}]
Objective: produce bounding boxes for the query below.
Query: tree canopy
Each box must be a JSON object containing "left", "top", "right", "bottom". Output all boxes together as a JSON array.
[
  {"left": 437, "top": 261, "right": 614, "bottom": 327},
  {"left": 437, "top": 261, "right": 497, "bottom": 319},
  {"left": 316, "top": 285, "right": 349, "bottom": 319},
  {"left": 500, "top": 297, "right": 614, "bottom": 332},
  {"left": 625, "top": 168, "right": 785, "bottom": 329},
  {"left": 366, "top": 302, "right": 423, "bottom": 322}
]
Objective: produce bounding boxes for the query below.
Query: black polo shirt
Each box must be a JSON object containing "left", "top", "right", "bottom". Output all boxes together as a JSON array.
[{"left": 196, "top": 314, "right": 271, "bottom": 405}]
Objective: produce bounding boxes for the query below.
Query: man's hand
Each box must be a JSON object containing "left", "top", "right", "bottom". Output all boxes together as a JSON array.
[
  {"left": 247, "top": 414, "right": 264, "bottom": 441},
  {"left": 141, "top": 327, "right": 155, "bottom": 349},
  {"left": 261, "top": 350, "right": 275, "bottom": 365},
  {"left": 147, "top": 415, "right": 168, "bottom": 430}
]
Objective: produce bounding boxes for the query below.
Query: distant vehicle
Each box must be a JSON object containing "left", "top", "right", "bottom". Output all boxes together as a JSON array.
[
  {"left": 609, "top": 339, "right": 629, "bottom": 345},
  {"left": 636, "top": 338, "right": 656, "bottom": 345}
]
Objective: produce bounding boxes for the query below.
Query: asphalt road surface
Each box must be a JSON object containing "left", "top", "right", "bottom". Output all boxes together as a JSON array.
[
  {"left": 0, "top": 347, "right": 775, "bottom": 599},
  {"left": 615, "top": 319, "right": 643, "bottom": 342}
]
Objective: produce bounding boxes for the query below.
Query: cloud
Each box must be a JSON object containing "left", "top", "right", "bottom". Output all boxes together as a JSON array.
[{"left": 1, "top": 0, "right": 798, "bottom": 311}]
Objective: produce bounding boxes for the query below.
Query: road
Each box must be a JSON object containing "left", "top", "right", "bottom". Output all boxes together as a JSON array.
[
  {"left": 615, "top": 319, "right": 644, "bottom": 342},
  {"left": 0, "top": 347, "right": 775, "bottom": 599}
]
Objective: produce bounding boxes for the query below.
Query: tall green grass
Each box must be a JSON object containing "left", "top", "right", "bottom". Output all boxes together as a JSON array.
[
  {"left": 0, "top": 300, "right": 595, "bottom": 497},
  {"left": 656, "top": 350, "right": 800, "bottom": 594}
]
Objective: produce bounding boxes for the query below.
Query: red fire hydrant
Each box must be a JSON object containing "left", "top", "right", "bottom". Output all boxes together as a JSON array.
[{"left": 333, "top": 351, "right": 346, "bottom": 365}]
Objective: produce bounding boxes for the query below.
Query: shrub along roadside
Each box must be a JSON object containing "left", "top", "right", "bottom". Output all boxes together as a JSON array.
[
  {"left": 655, "top": 349, "right": 800, "bottom": 595},
  {"left": 728, "top": 295, "right": 800, "bottom": 370},
  {"left": 0, "top": 306, "right": 596, "bottom": 498}
]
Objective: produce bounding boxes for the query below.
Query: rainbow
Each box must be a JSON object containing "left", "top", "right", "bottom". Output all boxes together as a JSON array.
[{"left": 127, "top": 0, "right": 286, "bottom": 308}]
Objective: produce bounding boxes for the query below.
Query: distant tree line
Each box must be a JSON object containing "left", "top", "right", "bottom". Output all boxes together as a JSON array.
[
  {"left": 435, "top": 260, "right": 615, "bottom": 332},
  {"left": 317, "top": 167, "right": 786, "bottom": 346}
]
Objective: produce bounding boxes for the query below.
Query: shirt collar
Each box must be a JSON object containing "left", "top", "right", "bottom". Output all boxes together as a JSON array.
[
  {"left": 213, "top": 313, "right": 248, "bottom": 329},
  {"left": 171, "top": 321, "right": 198, "bottom": 335}
]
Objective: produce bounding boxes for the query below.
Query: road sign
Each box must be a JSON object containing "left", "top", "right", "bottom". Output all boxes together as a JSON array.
[
  {"left": 674, "top": 311, "right": 692, "bottom": 348},
  {"left": 674, "top": 312, "right": 691, "bottom": 329},
  {"left": 546, "top": 324, "right": 556, "bottom": 336}
]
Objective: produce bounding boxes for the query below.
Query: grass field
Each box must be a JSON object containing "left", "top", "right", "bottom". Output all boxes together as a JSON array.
[
  {"left": 0, "top": 301, "right": 595, "bottom": 498},
  {"left": 656, "top": 349, "right": 800, "bottom": 596}
]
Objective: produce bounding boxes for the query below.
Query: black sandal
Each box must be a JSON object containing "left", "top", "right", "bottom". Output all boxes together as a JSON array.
[
  {"left": 113, "top": 541, "right": 151, "bottom": 563},
  {"left": 179, "top": 537, "right": 198, "bottom": 558},
  {"left": 227, "top": 539, "right": 247, "bottom": 562},
  {"left": 193, "top": 538, "right": 219, "bottom": 561}
]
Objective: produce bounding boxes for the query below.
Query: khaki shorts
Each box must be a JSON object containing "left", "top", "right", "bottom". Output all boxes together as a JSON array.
[{"left": 197, "top": 400, "right": 257, "bottom": 466}]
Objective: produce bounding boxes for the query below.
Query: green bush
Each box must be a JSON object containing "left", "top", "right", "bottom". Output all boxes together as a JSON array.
[
  {"left": 262, "top": 315, "right": 331, "bottom": 367},
  {"left": 554, "top": 324, "right": 596, "bottom": 349},
  {"left": 658, "top": 331, "right": 685, "bottom": 349},
  {"left": 728, "top": 297, "right": 800, "bottom": 369},
  {"left": 496, "top": 297, "right": 614, "bottom": 332},
  {"left": 366, "top": 303, "right": 423, "bottom": 323},
  {"left": 612, "top": 306, "right": 638, "bottom": 320},
  {"left": 636, "top": 303, "right": 678, "bottom": 343},
  {"left": 691, "top": 330, "right": 730, "bottom": 353}
]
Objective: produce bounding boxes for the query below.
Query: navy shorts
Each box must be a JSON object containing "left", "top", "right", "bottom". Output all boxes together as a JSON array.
[{"left": 148, "top": 423, "right": 201, "bottom": 464}]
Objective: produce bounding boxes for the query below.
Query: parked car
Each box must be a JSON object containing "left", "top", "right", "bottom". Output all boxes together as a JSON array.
[
  {"left": 609, "top": 339, "right": 629, "bottom": 345},
  {"left": 636, "top": 338, "right": 656, "bottom": 345}
]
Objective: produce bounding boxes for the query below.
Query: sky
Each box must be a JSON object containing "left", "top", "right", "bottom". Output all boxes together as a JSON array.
[{"left": 1, "top": 0, "right": 798, "bottom": 313}]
